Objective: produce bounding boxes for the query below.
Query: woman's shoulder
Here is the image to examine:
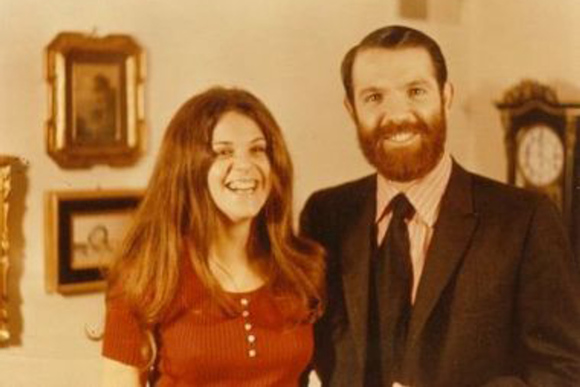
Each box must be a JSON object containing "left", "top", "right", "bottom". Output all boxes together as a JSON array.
[{"left": 162, "top": 257, "right": 211, "bottom": 318}]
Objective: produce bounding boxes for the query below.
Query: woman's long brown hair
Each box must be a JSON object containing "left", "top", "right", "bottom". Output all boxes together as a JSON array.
[{"left": 107, "top": 86, "right": 325, "bottom": 328}]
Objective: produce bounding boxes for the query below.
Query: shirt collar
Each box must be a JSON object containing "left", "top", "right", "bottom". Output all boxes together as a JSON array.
[{"left": 376, "top": 151, "right": 452, "bottom": 227}]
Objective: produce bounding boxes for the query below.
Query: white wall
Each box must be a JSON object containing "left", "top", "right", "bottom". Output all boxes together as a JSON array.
[{"left": 0, "top": 1, "right": 577, "bottom": 386}]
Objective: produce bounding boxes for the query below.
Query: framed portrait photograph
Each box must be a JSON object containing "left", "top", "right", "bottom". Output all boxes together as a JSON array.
[
  {"left": 45, "top": 32, "right": 146, "bottom": 168},
  {"left": 45, "top": 189, "right": 142, "bottom": 294}
]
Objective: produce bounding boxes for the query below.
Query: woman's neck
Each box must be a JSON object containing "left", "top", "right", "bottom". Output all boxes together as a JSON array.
[
  {"left": 212, "top": 220, "right": 251, "bottom": 264},
  {"left": 210, "top": 220, "right": 265, "bottom": 292}
]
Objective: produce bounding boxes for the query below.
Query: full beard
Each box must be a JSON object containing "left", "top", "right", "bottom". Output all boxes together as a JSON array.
[{"left": 356, "top": 109, "right": 446, "bottom": 182}]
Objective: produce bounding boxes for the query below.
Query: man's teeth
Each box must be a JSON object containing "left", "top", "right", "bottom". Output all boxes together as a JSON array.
[{"left": 388, "top": 132, "right": 416, "bottom": 143}]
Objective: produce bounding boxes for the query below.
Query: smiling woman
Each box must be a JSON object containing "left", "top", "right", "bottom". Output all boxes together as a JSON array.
[
  {"left": 207, "top": 111, "right": 272, "bottom": 225},
  {"left": 101, "top": 86, "right": 325, "bottom": 386}
]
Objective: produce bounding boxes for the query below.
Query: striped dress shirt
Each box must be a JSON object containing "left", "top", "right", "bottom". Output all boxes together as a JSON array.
[{"left": 375, "top": 152, "right": 452, "bottom": 302}]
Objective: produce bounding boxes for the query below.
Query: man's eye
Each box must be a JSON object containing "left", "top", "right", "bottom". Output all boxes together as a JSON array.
[
  {"left": 363, "top": 93, "right": 382, "bottom": 103},
  {"left": 409, "top": 87, "right": 427, "bottom": 98}
]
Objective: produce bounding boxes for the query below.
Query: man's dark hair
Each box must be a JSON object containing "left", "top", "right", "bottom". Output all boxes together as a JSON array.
[{"left": 341, "top": 25, "right": 448, "bottom": 103}]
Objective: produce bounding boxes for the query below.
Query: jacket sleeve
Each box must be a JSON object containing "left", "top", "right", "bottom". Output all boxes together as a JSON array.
[
  {"left": 299, "top": 192, "right": 321, "bottom": 243},
  {"left": 490, "top": 196, "right": 580, "bottom": 386},
  {"left": 299, "top": 192, "right": 329, "bottom": 385}
]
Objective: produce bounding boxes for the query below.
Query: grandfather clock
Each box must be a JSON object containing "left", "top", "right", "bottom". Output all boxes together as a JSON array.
[{"left": 496, "top": 79, "right": 580, "bottom": 256}]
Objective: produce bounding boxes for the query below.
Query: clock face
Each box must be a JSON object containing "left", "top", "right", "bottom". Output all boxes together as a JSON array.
[{"left": 517, "top": 125, "right": 564, "bottom": 187}]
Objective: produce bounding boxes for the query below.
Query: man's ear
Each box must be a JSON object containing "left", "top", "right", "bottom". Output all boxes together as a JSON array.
[
  {"left": 344, "top": 96, "right": 356, "bottom": 120},
  {"left": 443, "top": 82, "right": 454, "bottom": 112}
]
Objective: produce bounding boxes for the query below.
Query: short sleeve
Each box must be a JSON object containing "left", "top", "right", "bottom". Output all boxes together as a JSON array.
[{"left": 102, "top": 294, "right": 150, "bottom": 367}]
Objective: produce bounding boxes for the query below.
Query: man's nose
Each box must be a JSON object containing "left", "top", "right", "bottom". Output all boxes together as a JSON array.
[{"left": 380, "top": 94, "right": 412, "bottom": 125}]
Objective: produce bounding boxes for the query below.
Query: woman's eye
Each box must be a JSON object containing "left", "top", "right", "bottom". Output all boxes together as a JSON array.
[
  {"left": 213, "top": 147, "right": 233, "bottom": 158},
  {"left": 250, "top": 144, "right": 267, "bottom": 155}
]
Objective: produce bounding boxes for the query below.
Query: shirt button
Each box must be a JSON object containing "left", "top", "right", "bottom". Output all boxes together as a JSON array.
[
  {"left": 240, "top": 298, "right": 249, "bottom": 306},
  {"left": 248, "top": 349, "right": 257, "bottom": 358},
  {"left": 242, "top": 310, "right": 250, "bottom": 318},
  {"left": 247, "top": 334, "right": 256, "bottom": 343},
  {"left": 244, "top": 323, "right": 252, "bottom": 331}
]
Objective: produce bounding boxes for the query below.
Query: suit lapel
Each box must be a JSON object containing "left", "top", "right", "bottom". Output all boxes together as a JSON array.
[
  {"left": 407, "top": 163, "right": 479, "bottom": 348},
  {"left": 340, "top": 177, "right": 376, "bottom": 367}
]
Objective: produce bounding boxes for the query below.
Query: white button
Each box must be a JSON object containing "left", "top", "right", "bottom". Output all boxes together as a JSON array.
[
  {"left": 244, "top": 323, "right": 252, "bottom": 331},
  {"left": 247, "top": 334, "right": 256, "bottom": 343},
  {"left": 242, "top": 310, "right": 250, "bottom": 318},
  {"left": 240, "top": 298, "right": 249, "bottom": 306},
  {"left": 248, "top": 349, "right": 257, "bottom": 357}
]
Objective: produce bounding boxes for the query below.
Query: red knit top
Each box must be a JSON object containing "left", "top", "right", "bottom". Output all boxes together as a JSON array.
[{"left": 102, "top": 259, "right": 313, "bottom": 386}]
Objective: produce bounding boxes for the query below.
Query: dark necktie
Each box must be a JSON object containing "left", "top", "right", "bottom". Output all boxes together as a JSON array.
[{"left": 367, "top": 193, "right": 415, "bottom": 386}]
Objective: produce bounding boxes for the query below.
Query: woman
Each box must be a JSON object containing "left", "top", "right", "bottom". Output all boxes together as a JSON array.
[{"left": 101, "top": 87, "right": 325, "bottom": 386}]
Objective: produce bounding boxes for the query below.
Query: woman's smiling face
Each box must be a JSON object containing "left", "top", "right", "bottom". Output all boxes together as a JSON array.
[{"left": 207, "top": 111, "right": 272, "bottom": 225}]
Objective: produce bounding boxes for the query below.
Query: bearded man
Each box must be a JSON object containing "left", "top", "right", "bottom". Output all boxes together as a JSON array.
[{"left": 300, "top": 25, "right": 580, "bottom": 387}]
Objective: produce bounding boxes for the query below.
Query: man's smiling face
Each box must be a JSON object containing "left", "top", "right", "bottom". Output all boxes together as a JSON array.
[{"left": 346, "top": 47, "right": 452, "bottom": 182}]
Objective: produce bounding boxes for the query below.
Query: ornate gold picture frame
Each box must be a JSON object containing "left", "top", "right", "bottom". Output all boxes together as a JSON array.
[
  {"left": 45, "top": 32, "right": 146, "bottom": 168},
  {"left": 45, "top": 189, "right": 142, "bottom": 294},
  {"left": 0, "top": 157, "right": 12, "bottom": 342}
]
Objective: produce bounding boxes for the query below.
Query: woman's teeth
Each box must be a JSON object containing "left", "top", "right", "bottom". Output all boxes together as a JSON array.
[{"left": 226, "top": 180, "right": 258, "bottom": 193}]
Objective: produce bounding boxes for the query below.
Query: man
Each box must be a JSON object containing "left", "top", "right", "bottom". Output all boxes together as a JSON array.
[{"left": 300, "top": 25, "right": 580, "bottom": 387}]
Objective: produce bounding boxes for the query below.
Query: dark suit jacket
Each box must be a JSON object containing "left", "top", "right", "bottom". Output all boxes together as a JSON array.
[{"left": 300, "top": 163, "right": 580, "bottom": 387}]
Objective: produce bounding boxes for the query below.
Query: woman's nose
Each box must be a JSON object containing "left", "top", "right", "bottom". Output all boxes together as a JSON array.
[{"left": 231, "top": 152, "right": 253, "bottom": 170}]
